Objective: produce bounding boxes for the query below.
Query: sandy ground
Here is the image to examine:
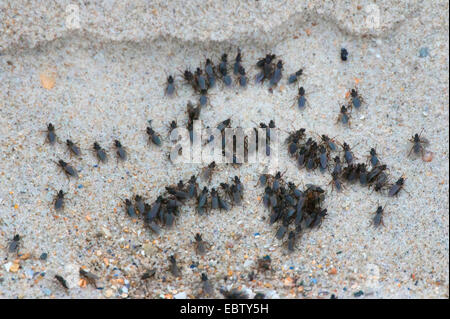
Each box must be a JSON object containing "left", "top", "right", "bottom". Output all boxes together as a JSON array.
[{"left": 0, "top": 1, "right": 448, "bottom": 299}]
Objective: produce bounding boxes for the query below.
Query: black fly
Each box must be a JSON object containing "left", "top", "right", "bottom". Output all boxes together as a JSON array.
[
  {"left": 318, "top": 145, "right": 328, "bottom": 172},
  {"left": 54, "top": 190, "right": 66, "bottom": 211},
  {"left": 114, "top": 140, "right": 127, "bottom": 161},
  {"left": 210, "top": 188, "right": 219, "bottom": 210},
  {"left": 337, "top": 105, "right": 351, "bottom": 126},
  {"left": 66, "top": 139, "right": 81, "bottom": 157},
  {"left": 197, "top": 187, "right": 209, "bottom": 215},
  {"left": 341, "top": 48, "right": 348, "bottom": 61},
  {"left": 194, "top": 233, "right": 209, "bottom": 255},
  {"left": 201, "top": 273, "right": 214, "bottom": 296},
  {"left": 349, "top": 88, "right": 362, "bottom": 109},
  {"left": 296, "top": 86, "right": 307, "bottom": 109},
  {"left": 201, "top": 161, "right": 217, "bottom": 183},
  {"left": 135, "top": 195, "right": 145, "bottom": 215},
  {"left": 372, "top": 205, "right": 386, "bottom": 228},
  {"left": 166, "top": 75, "right": 175, "bottom": 96},
  {"left": 146, "top": 120, "right": 162, "bottom": 146},
  {"left": 93, "top": 142, "right": 107, "bottom": 163},
  {"left": 55, "top": 275, "right": 69, "bottom": 289},
  {"left": 218, "top": 54, "right": 232, "bottom": 86},
  {"left": 342, "top": 142, "right": 354, "bottom": 164},
  {"left": 368, "top": 148, "right": 380, "bottom": 167},
  {"left": 288, "top": 69, "right": 303, "bottom": 84},
  {"left": 124, "top": 199, "right": 137, "bottom": 219},
  {"left": 205, "top": 59, "right": 216, "bottom": 88},
  {"left": 187, "top": 175, "right": 199, "bottom": 199},
  {"left": 45, "top": 123, "right": 57, "bottom": 145},
  {"left": 269, "top": 60, "right": 283, "bottom": 87},
  {"left": 408, "top": 130, "right": 429, "bottom": 158},
  {"left": 330, "top": 171, "right": 343, "bottom": 192},
  {"left": 237, "top": 65, "right": 248, "bottom": 87},
  {"left": 8, "top": 234, "right": 21, "bottom": 254},
  {"left": 255, "top": 54, "right": 276, "bottom": 84},
  {"left": 57, "top": 160, "right": 78, "bottom": 178},
  {"left": 233, "top": 48, "right": 242, "bottom": 75},
  {"left": 168, "top": 255, "right": 181, "bottom": 277},
  {"left": 388, "top": 177, "right": 406, "bottom": 197}
]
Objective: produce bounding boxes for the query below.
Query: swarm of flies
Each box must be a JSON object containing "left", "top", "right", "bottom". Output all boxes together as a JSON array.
[
  {"left": 283, "top": 128, "right": 409, "bottom": 230},
  {"left": 196, "top": 175, "right": 244, "bottom": 215},
  {"left": 118, "top": 177, "right": 198, "bottom": 232},
  {"left": 37, "top": 48, "right": 434, "bottom": 297},
  {"left": 258, "top": 171, "right": 327, "bottom": 252},
  {"left": 118, "top": 173, "right": 243, "bottom": 233},
  {"left": 174, "top": 49, "right": 249, "bottom": 106}
]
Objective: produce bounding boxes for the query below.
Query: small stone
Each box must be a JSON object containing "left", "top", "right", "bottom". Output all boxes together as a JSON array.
[
  {"left": 265, "top": 290, "right": 280, "bottom": 299},
  {"left": 422, "top": 151, "right": 433, "bottom": 162},
  {"left": 329, "top": 267, "right": 338, "bottom": 275},
  {"left": 284, "top": 277, "right": 294, "bottom": 287},
  {"left": 4, "top": 262, "right": 13, "bottom": 272},
  {"left": 42, "top": 288, "right": 52, "bottom": 296},
  {"left": 63, "top": 263, "right": 80, "bottom": 289},
  {"left": 143, "top": 243, "right": 157, "bottom": 256},
  {"left": 9, "top": 262, "right": 20, "bottom": 273},
  {"left": 104, "top": 288, "right": 114, "bottom": 298},
  {"left": 354, "top": 290, "right": 364, "bottom": 297},
  {"left": 40, "top": 70, "right": 57, "bottom": 89},
  {"left": 19, "top": 253, "right": 31, "bottom": 260},
  {"left": 40, "top": 253, "right": 48, "bottom": 261},
  {"left": 174, "top": 291, "right": 187, "bottom": 299},
  {"left": 25, "top": 268, "right": 35, "bottom": 278},
  {"left": 101, "top": 227, "right": 112, "bottom": 238},
  {"left": 419, "top": 47, "right": 429, "bottom": 58},
  {"left": 243, "top": 260, "right": 254, "bottom": 268}
]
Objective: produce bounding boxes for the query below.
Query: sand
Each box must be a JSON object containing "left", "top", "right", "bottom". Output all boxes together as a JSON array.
[{"left": 0, "top": 1, "right": 448, "bottom": 299}]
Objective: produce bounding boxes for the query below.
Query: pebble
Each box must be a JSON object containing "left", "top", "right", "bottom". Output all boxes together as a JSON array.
[
  {"left": 104, "top": 288, "right": 114, "bottom": 298},
  {"left": 354, "top": 290, "right": 364, "bottom": 297},
  {"left": 42, "top": 288, "right": 52, "bottom": 296},
  {"left": 174, "top": 291, "right": 187, "bottom": 299},
  {"left": 143, "top": 243, "right": 157, "bottom": 256},
  {"left": 4, "top": 262, "right": 13, "bottom": 272},
  {"left": 265, "top": 290, "right": 280, "bottom": 299},
  {"left": 25, "top": 268, "right": 35, "bottom": 278},
  {"left": 40, "top": 252, "right": 48, "bottom": 261},
  {"left": 422, "top": 151, "right": 433, "bottom": 162},
  {"left": 63, "top": 263, "right": 80, "bottom": 289},
  {"left": 101, "top": 226, "right": 112, "bottom": 238},
  {"left": 419, "top": 47, "right": 429, "bottom": 58}
]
